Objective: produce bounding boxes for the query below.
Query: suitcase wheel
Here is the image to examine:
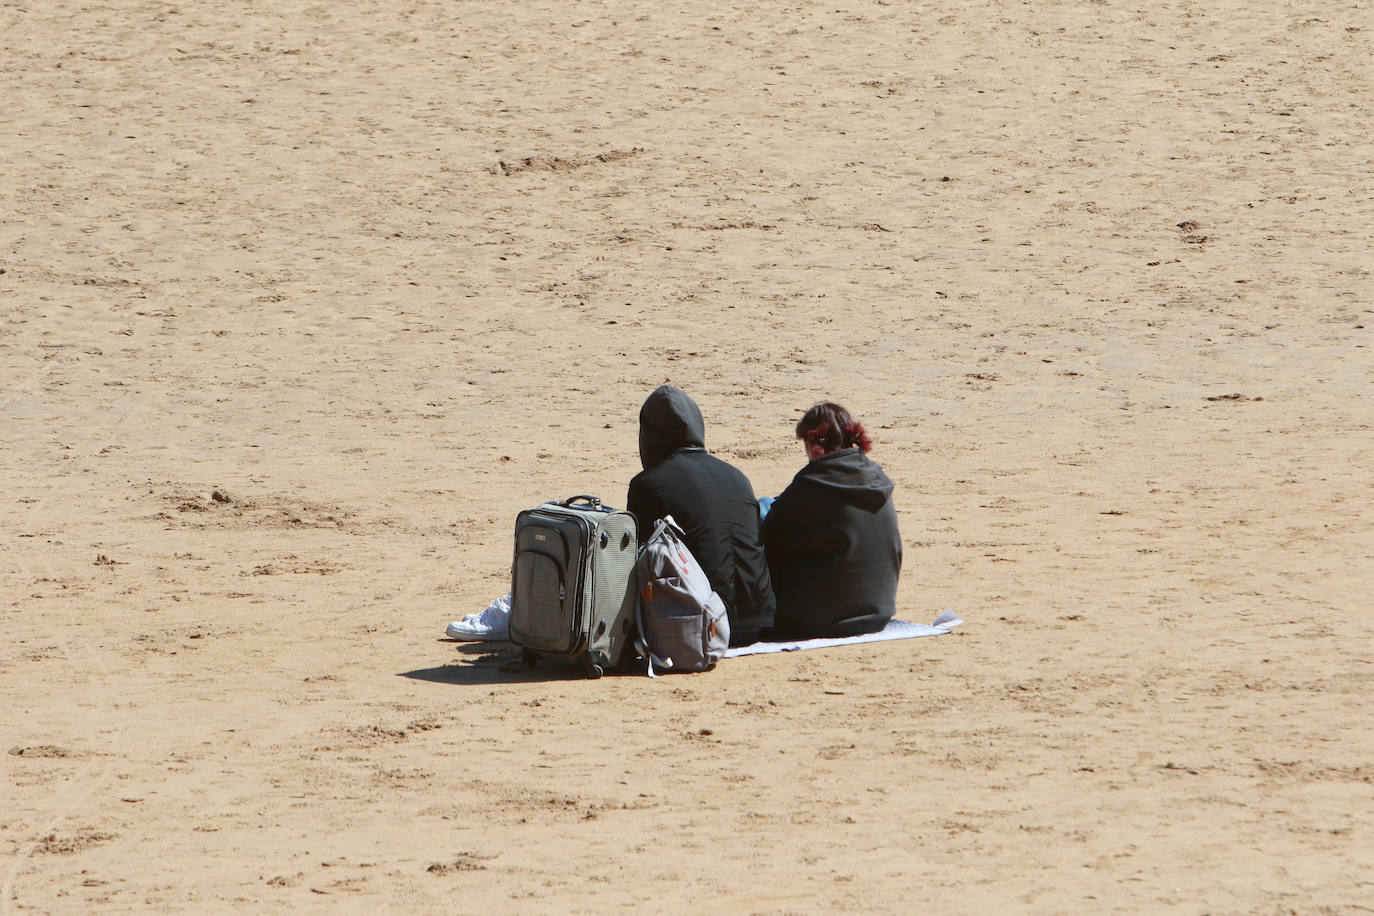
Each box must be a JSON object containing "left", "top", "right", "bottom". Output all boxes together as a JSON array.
[
  {"left": 582, "top": 657, "right": 604, "bottom": 679},
  {"left": 521, "top": 648, "right": 540, "bottom": 669}
]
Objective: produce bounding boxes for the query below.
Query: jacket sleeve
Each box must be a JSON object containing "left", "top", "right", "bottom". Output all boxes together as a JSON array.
[
  {"left": 626, "top": 475, "right": 663, "bottom": 544},
  {"left": 760, "top": 482, "right": 805, "bottom": 570}
]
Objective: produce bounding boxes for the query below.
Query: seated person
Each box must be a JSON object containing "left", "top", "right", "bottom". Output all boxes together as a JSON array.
[
  {"left": 627, "top": 385, "right": 776, "bottom": 646},
  {"left": 761, "top": 402, "right": 901, "bottom": 639}
]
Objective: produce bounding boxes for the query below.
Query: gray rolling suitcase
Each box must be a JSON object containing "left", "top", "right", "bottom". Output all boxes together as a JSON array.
[{"left": 509, "top": 495, "right": 638, "bottom": 677}]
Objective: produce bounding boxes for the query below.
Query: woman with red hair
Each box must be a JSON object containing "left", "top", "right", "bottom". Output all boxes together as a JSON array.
[{"left": 760, "top": 402, "right": 902, "bottom": 638}]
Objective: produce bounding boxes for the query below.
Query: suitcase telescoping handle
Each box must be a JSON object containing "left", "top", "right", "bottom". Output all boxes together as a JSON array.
[{"left": 560, "top": 495, "right": 602, "bottom": 509}]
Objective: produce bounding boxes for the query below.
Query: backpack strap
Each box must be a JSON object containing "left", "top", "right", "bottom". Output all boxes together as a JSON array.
[
  {"left": 634, "top": 571, "right": 674, "bottom": 678},
  {"left": 634, "top": 516, "right": 684, "bottom": 678},
  {"left": 633, "top": 636, "right": 673, "bottom": 678}
]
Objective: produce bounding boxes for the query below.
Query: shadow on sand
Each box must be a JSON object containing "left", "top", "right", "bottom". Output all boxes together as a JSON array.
[{"left": 398, "top": 640, "right": 638, "bottom": 686}]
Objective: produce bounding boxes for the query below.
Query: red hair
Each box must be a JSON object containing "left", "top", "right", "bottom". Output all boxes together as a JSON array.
[{"left": 795, "top": 402, "right": 872, "bottom": 454}]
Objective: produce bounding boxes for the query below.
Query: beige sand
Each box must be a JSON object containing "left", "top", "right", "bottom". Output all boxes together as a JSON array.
[{"left": 4, "top": 0, "right": 1372, "bottom": 911}]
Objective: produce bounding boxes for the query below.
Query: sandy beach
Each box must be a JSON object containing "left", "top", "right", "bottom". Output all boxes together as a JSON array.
[{"left": 3, "top": 0, "right": 1372, "bottom": 911}]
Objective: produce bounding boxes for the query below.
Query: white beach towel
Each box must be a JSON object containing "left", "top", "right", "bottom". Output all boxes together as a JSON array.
[{"left": 724, "top": 609, "right": 963, "bottom": 658}]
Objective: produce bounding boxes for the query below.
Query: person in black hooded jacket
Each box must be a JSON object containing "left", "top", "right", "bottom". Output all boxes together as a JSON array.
[
  {"left": 627, "top": 385, "right": 776, "bottom": 646},
  {"left": 761, "top": 402, "right": 901, "bottom": 639}
]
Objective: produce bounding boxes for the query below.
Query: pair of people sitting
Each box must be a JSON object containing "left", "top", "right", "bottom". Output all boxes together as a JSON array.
[
  {"left": 450, "top": 386, "right": 901, "bottom": 645},
  {"left": 628, "top": 386, "right": 901, "bottom": 644}
]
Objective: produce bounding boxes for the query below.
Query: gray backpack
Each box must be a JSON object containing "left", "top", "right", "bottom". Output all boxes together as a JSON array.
[{"left": 633, "top": 516, "right": 731, "bottom": 676}]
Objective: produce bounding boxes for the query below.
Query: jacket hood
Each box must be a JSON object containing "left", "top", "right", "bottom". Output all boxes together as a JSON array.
[
  {"left": 638, "top": 385, "right": 706, "bottom": 468},
  {"left": 796, "top": 448, "right": 894, "bottom": 509}
]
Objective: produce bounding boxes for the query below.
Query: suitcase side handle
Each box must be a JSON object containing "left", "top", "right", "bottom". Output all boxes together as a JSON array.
[{"left": 560, "top": 495, "right": 602, "bottom": 509}]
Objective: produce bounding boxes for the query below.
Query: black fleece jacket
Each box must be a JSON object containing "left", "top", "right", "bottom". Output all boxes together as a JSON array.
[
  {"left": 626, "top": 386, "right": 776, "bottom": 645},
  {"left": 761, "top": 448, "right": 901, "bottom": 638}
]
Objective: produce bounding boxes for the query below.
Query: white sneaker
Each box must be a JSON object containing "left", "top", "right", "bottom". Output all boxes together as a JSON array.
[{"left": 445, "top": 594, "right": 511, "bottom": 641}]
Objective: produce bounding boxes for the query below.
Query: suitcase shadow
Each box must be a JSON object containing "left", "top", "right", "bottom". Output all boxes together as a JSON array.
[{"left": 399, "top": 642, "right": 637, "bottom": 685}]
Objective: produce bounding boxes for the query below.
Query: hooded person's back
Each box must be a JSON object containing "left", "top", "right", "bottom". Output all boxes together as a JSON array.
[
  {"left": 760, "top": 447, "right": 901, "bottom": 638},
  {"left": 627, "top": 386, "right": 775, "bottom": 645}
]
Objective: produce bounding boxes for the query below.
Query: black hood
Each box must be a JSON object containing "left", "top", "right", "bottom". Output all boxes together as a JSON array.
[
  {"left": 795, "top": 448, "right": 894, "bottom": 510},
  {"left": 638, "top": 385, "right": 706, "bottom": 469}
]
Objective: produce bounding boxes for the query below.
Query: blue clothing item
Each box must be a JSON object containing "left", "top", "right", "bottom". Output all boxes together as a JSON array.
[{"left": 757, "top": 496, "right": 775, "bottom": 519}]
